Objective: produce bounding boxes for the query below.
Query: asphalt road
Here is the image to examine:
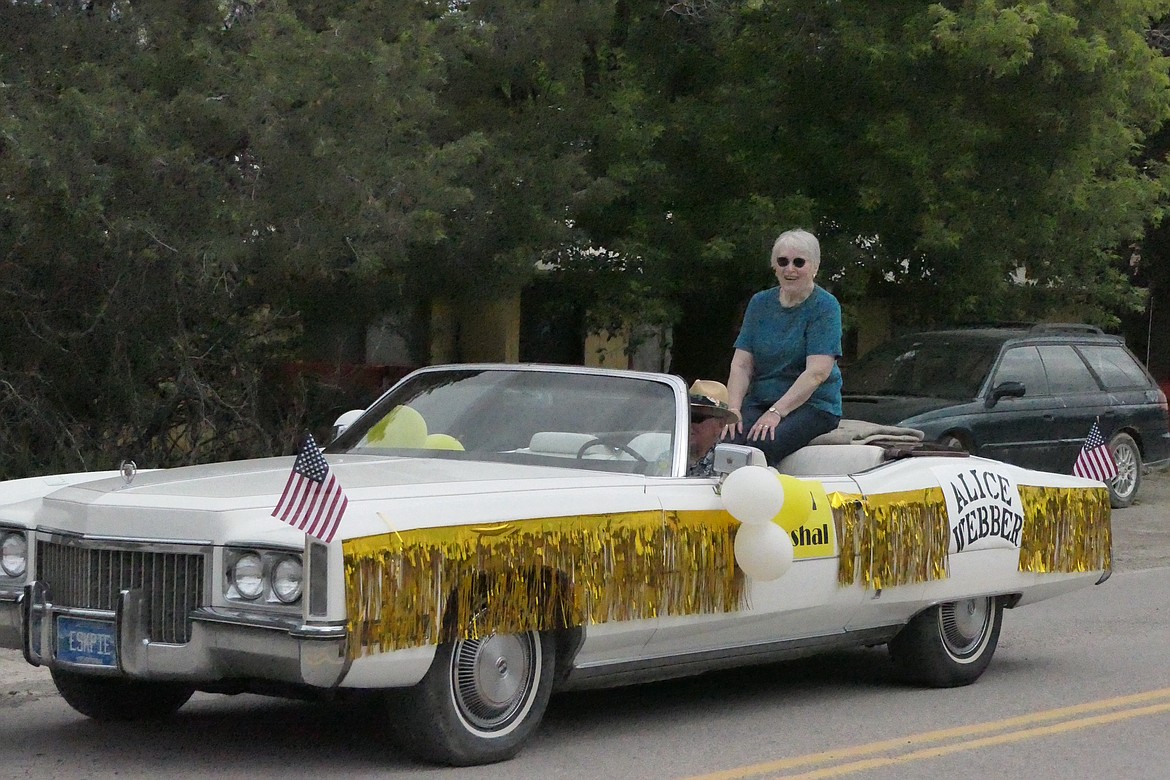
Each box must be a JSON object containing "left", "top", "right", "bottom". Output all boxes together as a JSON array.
[{"left": 1107, "top": 468, "right": 1170, "bottom": 571}]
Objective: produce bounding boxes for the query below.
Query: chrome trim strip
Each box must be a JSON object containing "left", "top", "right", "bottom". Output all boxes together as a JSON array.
[
  {"left": 224, "top": 541, "right": 303, "bottom": 553},
  {"left": 50, "top": 605, "right": 116, "bottom": 620},
  {"left": 561, "top": 626, "right": 901, "bottom": 690},
  {"left": 288, "top": 622, "right": 348, "bottom": 641},
  {"left": 35, "top": 529, "right": 213, "bottom": 554},
  {"left": 190, "top": 607, "right": 302, "bottom": 632}
]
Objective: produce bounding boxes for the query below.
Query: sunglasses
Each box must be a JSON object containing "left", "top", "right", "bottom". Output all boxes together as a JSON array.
[{"left": 775, "top": 256, "right": 808, "bottom": 268}]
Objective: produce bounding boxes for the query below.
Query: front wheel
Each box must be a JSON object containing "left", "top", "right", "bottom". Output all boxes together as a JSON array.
[
  {"left": 888, "top": 596, "right": 1003, "bottom": 687},
  {"left": 388, "top": 628, "right": 555, "bottom": 766},
  {"left": 1107, "top": 432, "right": 1142, "bottom": 508},
  {"left": 938, "top": 434, "right": 970, "bottom": 454},
  {"left": 51, "top": 668, "right": 194, "bottom": 720}
]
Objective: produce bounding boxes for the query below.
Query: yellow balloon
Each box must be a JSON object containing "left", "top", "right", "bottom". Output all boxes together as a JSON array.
[
  {"left": 772, "top": 474, "right": 815, "bottom": 533},
  {"left": 424, "top": 433, "right": 464, "bottom": 451},
  {"left": 367, "top": 405, "right": 428, "bottom": 448}
]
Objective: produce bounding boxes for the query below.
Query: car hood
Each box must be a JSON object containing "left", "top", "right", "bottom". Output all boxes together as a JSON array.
[
  {"left": 32, "top": 456, "right": 652, "bottom": 544},
  {"left": 841, "top": 395, "right": 959, "bottom": 426}
]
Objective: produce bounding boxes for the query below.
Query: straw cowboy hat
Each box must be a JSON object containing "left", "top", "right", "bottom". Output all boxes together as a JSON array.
[{"left": 688, "top": 380, "right": 740, "bottom": 424}]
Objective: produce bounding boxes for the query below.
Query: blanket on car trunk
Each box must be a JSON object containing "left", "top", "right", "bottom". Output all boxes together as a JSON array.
[{"left": 810, "top": 418, "right": 925, "bottom": 446}]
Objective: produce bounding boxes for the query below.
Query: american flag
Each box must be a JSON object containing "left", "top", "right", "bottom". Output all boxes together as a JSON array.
[
  {"left": 272, "top": 433, "right": 349, "bottom": 543},
  {"left": 1073, "top": 420, "right": 1118, "bottom": 483}
]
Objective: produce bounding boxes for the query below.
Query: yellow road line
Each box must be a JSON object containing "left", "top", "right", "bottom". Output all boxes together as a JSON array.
[{"left": 682, "top": 686, "right": 1170, "bottom": 780}]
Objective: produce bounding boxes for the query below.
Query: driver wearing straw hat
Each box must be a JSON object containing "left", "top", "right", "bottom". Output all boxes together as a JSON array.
[{"left": 687, "top": 380, "right": 741, "bottom": 477}]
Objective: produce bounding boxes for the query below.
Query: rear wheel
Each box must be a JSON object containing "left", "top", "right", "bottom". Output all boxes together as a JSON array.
[
  {"left": 51, "top": 668, "right": 193, "bottom": 720},
  {"left": 1107, "top": 432, "right": 1142, "bottom": 508},
  {"left": 888, "top": 597, "right": 1003, "bottom": 687},
  {"left": 388, "top": 623, "right": 555, "bottom": 766}
]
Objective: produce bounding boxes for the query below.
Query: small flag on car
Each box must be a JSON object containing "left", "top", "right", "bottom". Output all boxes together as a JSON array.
[
  {"left": 272, "top": 433, "right": 349, "bottom": 543},
  {"left": 1073, "top": 420, "right": 1118, "bottom": 483}
]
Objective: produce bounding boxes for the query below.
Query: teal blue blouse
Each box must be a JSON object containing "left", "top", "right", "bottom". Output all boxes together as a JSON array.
[{"left": 733, "top": 285, "right": 843, "bottom": 416}]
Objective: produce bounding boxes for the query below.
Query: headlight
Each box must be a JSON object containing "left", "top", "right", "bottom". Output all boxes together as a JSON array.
[
  {"left": 223, "top": 548, "right": 304, "bottom": 606},
  {"left": 1, "top": 531, "right": 27, "bottom": 578},
  {"left": 230, "top": 552, "right": 265, "bottom": 600},
  {"left": 271, "top": 556, "right": 303, "bottom": 604}
]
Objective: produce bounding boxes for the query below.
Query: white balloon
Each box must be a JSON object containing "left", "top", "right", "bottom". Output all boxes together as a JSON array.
[
  {"left": 734, "top": 522, "right": 795, "bottom": 581},
  {"left": 721, "top": 465, "right": 785, "bottom": 525}
]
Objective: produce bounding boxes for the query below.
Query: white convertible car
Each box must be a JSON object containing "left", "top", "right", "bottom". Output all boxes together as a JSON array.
[{"left": 0, "top": 364, "right": 1111, "bottom": 766}]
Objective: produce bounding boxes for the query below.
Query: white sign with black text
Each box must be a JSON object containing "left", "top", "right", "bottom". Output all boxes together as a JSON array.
[{"left": 932, "top": 462, "right": 1025, "bottom": 553}]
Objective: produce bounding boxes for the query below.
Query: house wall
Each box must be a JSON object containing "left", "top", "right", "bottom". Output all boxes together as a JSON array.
[{"left": 429, "top": 297, "right": 521, "bottom": 364}]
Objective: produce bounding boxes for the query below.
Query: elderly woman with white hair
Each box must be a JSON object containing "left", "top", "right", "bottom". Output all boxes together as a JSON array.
[{"left": 724, "top": 228, "right": 842, "bottom": 465}]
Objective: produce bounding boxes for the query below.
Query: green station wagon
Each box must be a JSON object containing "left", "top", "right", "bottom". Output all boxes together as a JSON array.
[{"left": 841, "top": 325, "right": 1170, "bottom": 507}]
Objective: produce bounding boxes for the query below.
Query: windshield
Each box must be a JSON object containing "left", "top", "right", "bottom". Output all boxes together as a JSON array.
[
  {"left": 842, "top": 337, "right": 998, "bottom": 400},
  {"left": 328, "top": 368, "right": 678, "bottom": 475}
]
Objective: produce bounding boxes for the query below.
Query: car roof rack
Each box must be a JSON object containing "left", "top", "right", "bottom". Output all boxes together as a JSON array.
[
  {"left": 1027, "top": 323, "right": 1105, "bottom": 335},
  {"left": 949, "top": 321, "right": 1037, "bottom": 329}
]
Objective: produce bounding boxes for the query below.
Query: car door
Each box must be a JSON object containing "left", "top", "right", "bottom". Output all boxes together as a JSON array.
[
  {"left": 641, "top": 474, "right": 865, "bottom": 656},
  {"left": 974, "top": 346, "right": 1063, "bottom": 470},
  {"left": 1037, "top": 344, "right": 1112, "bottom": 471}
]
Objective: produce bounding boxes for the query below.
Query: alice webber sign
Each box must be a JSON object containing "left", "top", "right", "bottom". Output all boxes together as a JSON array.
[{"left": 931, "top": 462, "right": 1025, "bottom": 553}]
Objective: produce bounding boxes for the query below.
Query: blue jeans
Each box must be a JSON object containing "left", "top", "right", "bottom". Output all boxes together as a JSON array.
[{"left": 733, "top": 403, "right": 841, "bottom": 467}]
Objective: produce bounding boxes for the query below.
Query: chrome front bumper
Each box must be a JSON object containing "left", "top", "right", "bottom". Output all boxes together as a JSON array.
[{"left": 21, "top": 582, "right": 349, "bottom": 689}]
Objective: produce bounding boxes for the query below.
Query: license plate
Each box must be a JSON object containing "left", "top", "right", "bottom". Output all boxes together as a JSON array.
[{"left": 56, "top": 616, "right": 117, "bottom": 668}]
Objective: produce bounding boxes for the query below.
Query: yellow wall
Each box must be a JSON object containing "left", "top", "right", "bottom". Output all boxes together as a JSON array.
[
  {"left": 584, "top": 328, "right": 630, "bottom": 368},
  {"left": 429, "top": 300, "right": 458, "bottom": 364},
  {"left": 429, "top": 294, "right": 895, "bottom": 370},
  {"left": 429, "top": 297, "right": 521, "bottom": 364}
]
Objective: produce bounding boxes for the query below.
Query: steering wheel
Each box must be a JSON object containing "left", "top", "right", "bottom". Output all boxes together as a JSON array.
[{"left": 574, "top": 437, "right": 649, "bottom": 463}]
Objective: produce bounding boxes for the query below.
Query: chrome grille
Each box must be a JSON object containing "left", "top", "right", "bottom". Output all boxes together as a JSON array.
[{"left": 37, "top": 539, "right": 205, "bottom": 644}]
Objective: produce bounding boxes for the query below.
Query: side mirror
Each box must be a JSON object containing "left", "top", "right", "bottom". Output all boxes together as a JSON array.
[
  {"left": 330, "top": 409, "right": 365, "bottom": 442},
  {"left": 712, "top": 443, "right": 768, "bottom": 475},
  {"left": 985, "top": 381, "right": 1026, "bottom": 408}
]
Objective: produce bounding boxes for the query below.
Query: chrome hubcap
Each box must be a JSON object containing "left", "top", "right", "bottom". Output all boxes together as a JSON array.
[
  {"left": 1112, "top": 443, "right": 1137, "bottom": 498},
  {"left": 450, "top": 631, "right": 537, "bottom": 731},
  {"left": 939, "top": 598, "right": 991, "bottom": 658}
]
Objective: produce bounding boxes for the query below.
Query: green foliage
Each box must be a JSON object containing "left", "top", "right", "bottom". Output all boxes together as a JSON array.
[
  {"left": 550, "top": 0, "right": 1170, "bottom": 334},
  {"left": 3, "top": 0, "right": 1170, "bottom": 476}
]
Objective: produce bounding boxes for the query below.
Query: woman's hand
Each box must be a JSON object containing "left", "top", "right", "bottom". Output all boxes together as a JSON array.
[{"left": 747, "top": 407, "right": 783, "bottom": 441}]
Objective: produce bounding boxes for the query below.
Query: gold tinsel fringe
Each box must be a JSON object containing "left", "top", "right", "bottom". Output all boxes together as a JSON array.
[
  {"left": 830, "top": 489, "right": 950, "bottom": 590},
  {"left": 342, "top": 509, "right": 744, "bottom": 658},
  {"left": 828, "top": 492, "right": 864, "bottom": 587},
  {"left": 1017, "top": 485, "right": 1112, "bottom": 573},
  {"left": 342, "top": 484, "right": 1110, "bottom": 658},
  {"left": 831, "top": 484, "right": 1111, "bottom": 589}
]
